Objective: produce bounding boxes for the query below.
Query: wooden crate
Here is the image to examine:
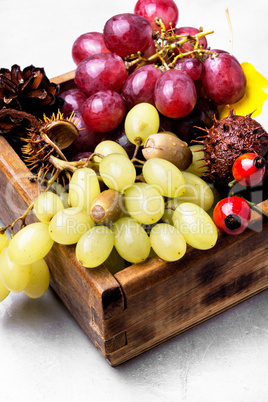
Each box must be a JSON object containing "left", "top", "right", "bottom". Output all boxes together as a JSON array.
[{"left": 0, "top": 72, "right": 267, "bottom": 366}]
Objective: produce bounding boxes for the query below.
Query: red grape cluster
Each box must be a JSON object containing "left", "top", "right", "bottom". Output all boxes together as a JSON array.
[{"left": 60, "top": 0, "right": 246, "bottom": 160}]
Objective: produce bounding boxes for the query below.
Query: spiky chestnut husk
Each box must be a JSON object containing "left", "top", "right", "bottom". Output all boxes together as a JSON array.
[
  {"left": 20, "top": 111, "right": 79, "bottom": 184},
  {"left": 198, "top": 110, "right": 268, "bottom": 193}
]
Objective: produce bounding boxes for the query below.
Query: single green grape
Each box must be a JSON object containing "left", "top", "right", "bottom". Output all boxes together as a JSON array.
[
  {"left": 68, "top": 167, "right": 100, "bottom": 212},
  {"left": 172, "top": 202, "right": 218, "bottom": 250},
  {"left": 93, "top": 140, "right": 128, "bottom": 163},
  {"left": 124, "top": 182, "right": 164, "bottom": 224},
  {"left": 176, "top": 171, "right": 214, "bottom": 211},
  {"left": 0, "top": 275, "right": 10, "bottom": 302},
  {"left": 161, "top": 202, "right": 175, "bottom": 225},
  {"left": 99, "top": 153, "right": 136, "bottom": 192},
  {"left": 0, "top": 246, "right": 32, "bottom": 292},
  {"left": 124, "top": 103, "right": 160, "bottom": 145},
  {"left": 49, "top": 207, "right": 94, "bottom": 245},
  {"left": 33, "top": 191, "right": 65, "bottom": 223},
  {"left": 142, "top": 157, "right": 186, "bottom": 198},
  {"left": 185, "top": 145, "right": 206, "bottom": 177},
  {"left": 150, "top": 223, "right": 187, "bottom": 262},
  {"left": 23, "top": 259, "right": 50, "bottom": 299},
  {"left": 8, "top": 222, "right": 54, "bottom": 265},
  {"left": 49, "top": 182, "right": 69, "bottom": 208},
  {"left": 76, "top": 225, "right": 114, "bottom": 268},
  {"left": 112, "top": 217, "right": 151, "bottom": 264}
]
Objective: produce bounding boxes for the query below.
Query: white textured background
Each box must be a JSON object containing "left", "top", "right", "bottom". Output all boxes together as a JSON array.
[{"left": 0, "top": 0, "right": 268, "bottom": 401}]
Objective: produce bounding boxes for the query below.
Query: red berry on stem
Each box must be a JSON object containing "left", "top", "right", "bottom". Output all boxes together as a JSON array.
[
  {"left": 134, "top": 0, "right": 179, "bottom": 31},
  {"left": 154, "top": 70, "right": 197, "bottom": 118},
  {"left": 82, "top": 90, "right": 126, "bottom": 133},
  {"left": 72, "top": 32, "right": 110, "bottom": 65},
  {"left": 174, "top": 57, "right": 204, "bottom": 81},
  {"left": 120, "top": 64, "right": 161, "bottom": 109},
  {"left": 174, "top": 26, "right": 208, "bottom": 54},
  {"left": 202, "top": 53, "right": 246, "bottom": 105},
  {"left": 103, "top": 13, "right": 153, "bottom": 58},
  {"left": 74, "top": 53, "right": 128, "bottom": 97},
  {"left": 60, "top": 88, "right": 87, "bottom": 116},
  {"left": 213, "top": 196, "right": 251, "bottom": 235},
  {"left": 232, "top": 153, "right": 266, "bottom": 187}
]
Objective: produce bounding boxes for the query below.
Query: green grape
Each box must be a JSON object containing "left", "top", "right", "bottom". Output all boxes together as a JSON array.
[
  {"left": 206, "top": 184, "right": 222, "bottom": 218},
  {"left": 185, "top": 145, "right": 206, "bottom": 177},
  {"left": 0, "top": 228, "right": 8, "bottom": 253},
  {"left": 68, "top": 167, "right": 100, "bottom": 211},
  {"left": 76, "top": 225, "right": 114, "bottom": 268},
  {"left": 150, "top": 223, "right": 187, "bottom": 262},
  {"left": 23, "top": 259, "right": 50, "bottom": 299},
  {"left": 99, "top": 153, "right": 136, "bottom": 192},
  {"left": 49, "top": 207, "right": 94, "bottom": 245},
  {"left": 124, "top": 103, "right": 160, "bottom": 145},
  {"left": 124, "top": 182, "right": 164, "bottom": 224},
  {"left": 8, "top": 222, "right": 54, "bottom": 265},
  {"left": 33, "top": 191, "right": 65, "bottom": 223},
  {"left": 0, "top": 275, "right": 10, "bottom": 302},
  {"left": 175, "top": 171, "right": 214, "bottom": 211},
  {"left": 0, "top": 246, "right": 32, "bottom": 292},
  {"left": 142, "top": 157, "right": 186, "bottom": 198},
  {"left": 103, "top": 247, "right": 126, "bottom": 275},
  {"left": 112, "top": 217, "right": 151, "bottom": 264},
  {"left": 172, "top": 202, "right": 218, "bottom": 250},
  {"left": 49, "top": 182, "right": 69, "bottom": 208},
  {"left": 161, "top": 202, "right": 175, "bottom": 225},
  {"left": 93, "top": 140, "right": 128, "bottom": 163}
]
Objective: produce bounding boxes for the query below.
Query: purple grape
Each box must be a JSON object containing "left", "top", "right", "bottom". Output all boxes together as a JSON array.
[
  {"left": 120, "top": 64, "right": 161, "bottom": 109},
  {"left": 173, "top": 98, "right": 218, "bottom": 143},
  {"left": 158, "top": 113, "right": 176, "bottom": 132},
  {"left": 154, "top": 69, "right": 197, "bottom": 118},
  {"left": 134, "top": 0, "right": 179, "bottom": 31},
  {"left": 174, "top": 27, "right": 208, "bottom": 54},
  {"left": 70, "top": 152, "right": 92, "bottom": 161},
  {"left": 143, "top": 39, "right": 157, "bottom": 59},
  {"left": 81, "top": 90, "right": 126, "bottom": 133},
  {"left": 104, "top": 122, "right": 137, "bottom": 158},
  {"left": 103, "top": 13, "right": 153, "bottom": 58},
  {"left": 174, "top": 57, "right": 204, "bottom": 81},
  {"left": 74, "top": 53, "right": 128, "bottom": 96},
  {"left": 59, "top": 88, "right": 87, "bottom": 117},
  {"left": 72, "top": 32, "right": 110, "bottom": 65},
  {"left": 202, "top": 53, "right": 246, "bottom": 105}
]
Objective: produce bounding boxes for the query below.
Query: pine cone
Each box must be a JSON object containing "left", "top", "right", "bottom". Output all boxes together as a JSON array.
[{"left": 0, "top": 64, "right": 61, "bottom": 134}]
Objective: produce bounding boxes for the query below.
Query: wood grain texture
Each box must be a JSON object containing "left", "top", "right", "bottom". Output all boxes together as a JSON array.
[{"left": 0, "top": 72, "right": 267, "bottom": 366}]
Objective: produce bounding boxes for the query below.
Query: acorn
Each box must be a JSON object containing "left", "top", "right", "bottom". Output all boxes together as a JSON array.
[
  {"left": 142, "top": 131, "right": 193, "bottom": 170},
  {"left": 89, "top": 189, "right": 124, "bottom": 225}
]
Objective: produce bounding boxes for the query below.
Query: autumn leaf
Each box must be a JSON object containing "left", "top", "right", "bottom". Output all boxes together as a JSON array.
[{"left": 219, "top": 62, "right": 268, "bottom": 118}]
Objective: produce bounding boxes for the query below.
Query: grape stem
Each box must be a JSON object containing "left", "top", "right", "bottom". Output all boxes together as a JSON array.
[
  {"left": 225, "top": 8, "right": 233, "bottom": 56},
  {"left": 0, "top": 180, "right": 58, "bottom": 236},
  {"left": 0, "top": 152, "right": 107, "bottom": 235},
  {"left": 238, "top": 195, "right": 268, "bottom": 219},
  {"left": 125, "top": 23, "right": 215, "bottom": 71}
]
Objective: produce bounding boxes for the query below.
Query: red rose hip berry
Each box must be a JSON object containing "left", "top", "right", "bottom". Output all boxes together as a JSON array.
[
  {"left": 213, "top": 196, "right": 251, "bottom": 235},
  {"left": 232, "top": 153, "right": 266, "bottom": 187}
]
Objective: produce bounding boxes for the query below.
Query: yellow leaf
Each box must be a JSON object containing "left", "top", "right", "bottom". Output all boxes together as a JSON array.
[{"left": 219, "top": 62, "right": 268, "bottom": 118}]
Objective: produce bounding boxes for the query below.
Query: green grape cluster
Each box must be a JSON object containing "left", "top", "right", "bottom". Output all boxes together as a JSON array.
[
  {"left": 0, "top": 226, "right": 51, "bottom": 302},
  {"left": 0, "top": 125, "right": 220, "bottom": 303}
]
